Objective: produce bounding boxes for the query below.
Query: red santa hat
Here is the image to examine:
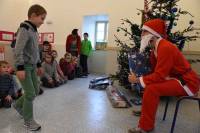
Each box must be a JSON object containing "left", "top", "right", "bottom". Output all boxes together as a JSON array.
[{"left": 142, "top": 18, "right": 167, "bottom": 39}]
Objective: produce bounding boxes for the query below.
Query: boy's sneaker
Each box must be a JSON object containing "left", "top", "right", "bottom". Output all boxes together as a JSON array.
[
  {"left": 12, "top": 101, "right": 23, "bottom": 118},
  {"left": 24, "top": 119, "right": 41, "bottom": 131},
  {"left": 81, "top": 73, "right": 88, "bottom": 78}
]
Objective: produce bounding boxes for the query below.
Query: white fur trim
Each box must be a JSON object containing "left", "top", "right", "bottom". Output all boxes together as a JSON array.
[
  {"left": 165, "top": 77, "right": 194, "bottom": 96},
  {"left": 142, "top": 25, "right": 162, "bottom": 38},
  {"left": 183, "top": 85, "right": 194, "bottom": 96},
  {"left": 139, "top": 77, "right": 145, "bottom": 88},
  {"left": 154, "top": 38, "right": 162, "bottom": 58}
]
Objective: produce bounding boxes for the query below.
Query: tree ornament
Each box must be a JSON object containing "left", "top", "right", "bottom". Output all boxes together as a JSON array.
[
  {"left": 173, "top": 22, "right": 177, "bottom": 26},
  {"left": 189, "top": 20, "right": 194, "bottom": 25},
  {"left": 171, "top": 8, "right": 178, "bottom": 13}
]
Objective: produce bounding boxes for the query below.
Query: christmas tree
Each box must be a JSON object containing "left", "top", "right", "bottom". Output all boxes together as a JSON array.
[{"left": 112, "top": 0, "right": 200, "bottom": 89}]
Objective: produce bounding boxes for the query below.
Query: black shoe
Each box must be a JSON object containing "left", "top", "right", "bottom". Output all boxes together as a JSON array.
[
  {"left": 0, "top": 99, "right": 3, "bottom": 108},
  {"left": 54, "top": 82, "right": 60, "bottom": 87},
  {"left": 17, "top": 89, "right": 23, "bottom": 98},
  {"left": 132, "top": 110, "right": 141, "bottom": 117},
  {"left": 80, "top": 73, "right": 88, "bottom": 78},
  {"left": 38, "top": 88, "right": 44, "bottom": 95}
]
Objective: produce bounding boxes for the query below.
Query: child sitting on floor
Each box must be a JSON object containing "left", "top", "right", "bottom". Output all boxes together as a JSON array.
[
  {"left": 40, "top": 41, "right": 52, "bottom": 62},
  {"left": 51, "top": 50, "right": 67, "bottom": 83},
  {"left": 59, "top": 52, "right": 75, "bottom": 80},
  {"left": 71, "top": 55, "right": 83, "bottom": 78},
  {"left": 41, "top": 52, "right": 61, "bottom": 88},
  {"left": 0, "top": 61, "right": 16, "bottom": 108},
  {"left": 7, "top": 64, "right": 23, "bottom": 99}
]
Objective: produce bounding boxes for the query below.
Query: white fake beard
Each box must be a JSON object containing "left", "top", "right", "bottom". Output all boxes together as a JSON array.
[{"left": 140, "top": 34, "right": 154, "bottom": 53}]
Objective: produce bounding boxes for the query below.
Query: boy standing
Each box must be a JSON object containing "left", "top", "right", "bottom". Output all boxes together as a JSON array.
[
  {"left": 80, "top": 33, "right": 92, "bottom": 77},
  {"left": 13, "top": 4, "right": 47, "bottom": 131}
]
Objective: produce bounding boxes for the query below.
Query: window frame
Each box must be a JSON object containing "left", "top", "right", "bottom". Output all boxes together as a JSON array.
[{"left": 95, "top": 21, "right": 109, "bottom": 44}]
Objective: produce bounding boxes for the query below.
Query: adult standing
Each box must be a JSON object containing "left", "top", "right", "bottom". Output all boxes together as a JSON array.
[{"left": 66, "top": 29, "right": 81, "bottom": 57}]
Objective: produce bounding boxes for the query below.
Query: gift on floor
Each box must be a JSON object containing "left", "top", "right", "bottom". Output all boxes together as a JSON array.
[
  {"left": 106, "top": 85, "right": 131, "bottom": 108},
  {"left": 89, "top": 76, "right": 112, "bottom": 90}
]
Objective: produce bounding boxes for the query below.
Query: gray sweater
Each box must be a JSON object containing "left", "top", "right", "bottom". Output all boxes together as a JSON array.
[
  {"left": 14, "top": 21, "right": 41, "bottom": 70},
  {"left": 42, "top": 60, "right": 59, "bottom": 81}
]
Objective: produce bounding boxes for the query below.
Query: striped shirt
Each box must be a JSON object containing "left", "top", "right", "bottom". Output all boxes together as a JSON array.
[{"left": 0, "top": 74, "right": 15, "bottom": 95}]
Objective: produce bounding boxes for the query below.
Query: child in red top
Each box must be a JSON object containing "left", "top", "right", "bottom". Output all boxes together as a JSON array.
[
  {"left": 65, "top": 29, "right": 81, "bottom": 57},
  {"left": 59, "top": 52, "right": 75, "bottom": 80}
]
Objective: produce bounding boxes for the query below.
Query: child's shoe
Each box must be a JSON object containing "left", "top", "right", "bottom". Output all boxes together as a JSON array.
[
  {"left": 132, "top": 109, "right": 141, "bottom": 116},
  {"left": 0, "top": 99, "right": 3, "bottom": 108},
  {"left": 38, "top": 88, "right": 44, "bottom": 95},
  {"left": 24, "top": 119, "right": 41, "bottom": 131}
]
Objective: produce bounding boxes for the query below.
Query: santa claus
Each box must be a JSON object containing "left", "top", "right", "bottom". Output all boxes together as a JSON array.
[{"left": 128, "top": 18, "right": 200, "bottom": 133}]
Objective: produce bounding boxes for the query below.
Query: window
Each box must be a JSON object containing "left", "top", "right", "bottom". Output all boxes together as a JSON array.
[
  {"left": 95, "top": 21, "right": 108, "bottom": 44},
  {"left": 82, "top": 15, "right": 109, "bottom": 50}
]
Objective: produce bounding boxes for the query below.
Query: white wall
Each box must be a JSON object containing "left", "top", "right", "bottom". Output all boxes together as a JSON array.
[
  {"left": 0, "top": 0, "right": 30, "bottom": 66},
  {"left": 0, "top": 0, "right": 29, "bottom": 31},
  {"left": 88, "top": 50, "right": 118, "bottom": 74},
  {"left": 1, "top": 0, "right": 199, "bottom": 48},
  {"left": 28, "top": 0, "right": 200, "bottom": 50},
  {"left": 82, "top": 15, "right": 109, "bottom": 49},
  {"left": 0, "top": 0, "right": 200, "bottom": 74},
  {"left": 26, "top": 0, "right": 144, "bottom": 61},
  {"left": 28, "top": 0, "right": 143, "bottom": 45}
]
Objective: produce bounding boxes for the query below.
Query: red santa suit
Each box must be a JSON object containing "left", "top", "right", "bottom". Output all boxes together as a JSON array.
[{"left": 137, "top": 19, "right": 200, "bottom": 131}]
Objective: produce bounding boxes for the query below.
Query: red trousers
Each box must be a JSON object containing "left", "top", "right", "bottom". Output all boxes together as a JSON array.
[{"left": 138, "top": 79, "right": 187, "bottom": 131}]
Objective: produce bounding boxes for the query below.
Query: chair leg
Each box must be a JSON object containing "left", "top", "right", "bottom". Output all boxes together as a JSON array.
[
  {"left": 163, "top": 97, "right": 170, "bottom": 121},
  {"left": 170, "top": 98, "right": 182, "bottom": 133},
  {"left": 198, "top": 100, "right": 200, "bottom": 112}
]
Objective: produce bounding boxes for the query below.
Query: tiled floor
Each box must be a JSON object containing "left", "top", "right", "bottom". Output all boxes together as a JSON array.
[{"left": 0, "top": 75, "right": 199, "bottom": 133}]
